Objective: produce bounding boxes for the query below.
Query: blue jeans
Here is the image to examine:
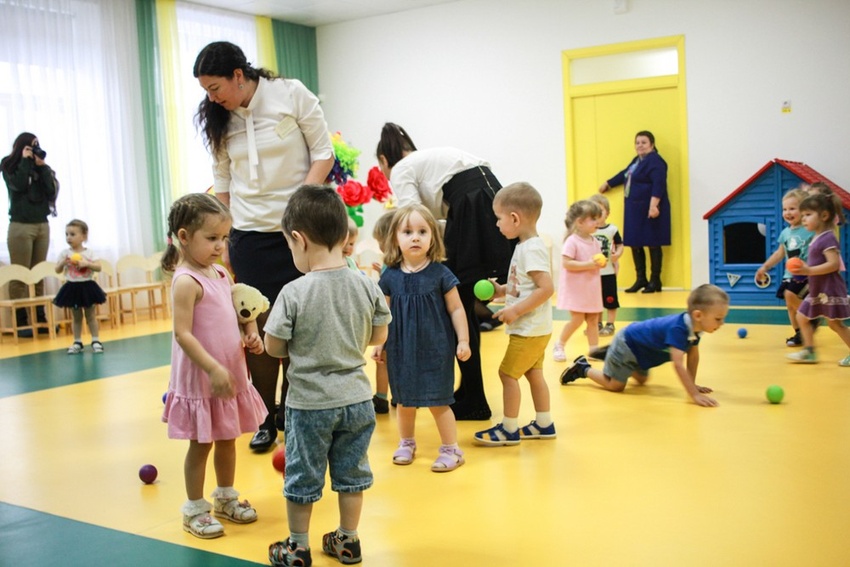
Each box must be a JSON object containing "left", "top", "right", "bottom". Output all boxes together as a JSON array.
[{"left": 283, "top": 401, "right": 375, "bottom": 505}]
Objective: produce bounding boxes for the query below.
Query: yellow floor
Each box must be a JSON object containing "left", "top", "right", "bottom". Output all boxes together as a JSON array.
[{"left": 2, "top": 293, "right": 849, "bottom": 566}]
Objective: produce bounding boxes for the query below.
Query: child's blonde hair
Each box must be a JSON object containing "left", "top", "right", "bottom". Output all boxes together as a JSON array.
[
  {"left": 347, "top": 217, "right": 359, "bottom": 238},
  {"left": 161, "top": 193, "right": 231, "bottom": 272},
  {"left": 493, "top": 182, "right": 542, "bottom": 220},
  {"left": 372, "top": 211, "right": 395, "bottom": 252},
  {"left": 383, "top": 204, "right": 446, "bottom": 267},
  {"left": 687, "top": 284, "right": 729, "bottom": 314},
  {"left": 588, "top": 193, "right": 610, "bottom": 214},
  {"left": 782, "top": 188, "right": 808, "bottom": 204},
  {"left": 564, "top": 199, "right": 602, "bottom": 236}
]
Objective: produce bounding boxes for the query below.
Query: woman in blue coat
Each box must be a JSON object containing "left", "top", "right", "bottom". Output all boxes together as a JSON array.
[{"left": 599, "top": 130, "right": 670, "bottom": 293}]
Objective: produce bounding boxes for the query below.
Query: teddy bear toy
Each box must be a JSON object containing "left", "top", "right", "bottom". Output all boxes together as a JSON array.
[{"left": 231, "top": 283, "right": 270, "bottom": 324}]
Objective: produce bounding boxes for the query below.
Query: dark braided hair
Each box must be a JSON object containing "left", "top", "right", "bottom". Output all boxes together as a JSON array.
[
  {"left": 193, "top": 42, "right": 277, "bottom": 157},
  {"left": 161, "top": 193, "right": 231, "bottom": 272},
  {"left": 376, "top": 123, "right": 417, "bottom": 169}
]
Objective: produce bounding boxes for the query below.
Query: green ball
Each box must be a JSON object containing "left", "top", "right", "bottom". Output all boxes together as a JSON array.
[
  {"left": 766, "top": 385, "right": 784, "bottom": 404},
  {"left": 473, "top": 279, "right": 495, "bottom": 301}
]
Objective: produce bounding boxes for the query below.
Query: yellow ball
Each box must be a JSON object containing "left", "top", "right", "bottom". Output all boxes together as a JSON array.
[
  {"left": 593, "top": 253, "right": 607, "bottom": 267},
  {"left": 70, "top": 253, "right": 82, "bottom": 264}
]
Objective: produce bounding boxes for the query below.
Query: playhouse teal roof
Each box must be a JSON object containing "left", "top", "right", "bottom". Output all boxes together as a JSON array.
[{"left": 703, "top": 158, "right": 850, "bottom": 219}]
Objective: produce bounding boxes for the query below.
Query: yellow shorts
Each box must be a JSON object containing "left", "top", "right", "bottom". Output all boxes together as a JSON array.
[{"left": 499, "top": 334, "right": 552, "bottom": 379}]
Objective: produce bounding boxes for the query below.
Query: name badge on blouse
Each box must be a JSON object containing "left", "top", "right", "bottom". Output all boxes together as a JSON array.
[{"left": 275, "top": 116, "right": 299, "bottom": 139}]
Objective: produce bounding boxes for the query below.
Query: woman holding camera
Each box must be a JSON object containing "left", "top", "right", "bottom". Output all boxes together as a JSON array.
[{"left": 2, "top": 132, "right": 58, "bottom": 337}]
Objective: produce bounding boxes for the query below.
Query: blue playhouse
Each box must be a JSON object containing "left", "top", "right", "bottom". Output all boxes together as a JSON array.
[{"left": 703, "top": 158, "right": 850, "bottom": 306}]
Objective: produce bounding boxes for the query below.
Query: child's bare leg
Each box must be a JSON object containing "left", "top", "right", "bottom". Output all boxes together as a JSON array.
[
  {"left": 338, "top": 492, "right": 363, "bottom": 532},
  {"left": 396, "top": 405, "right": 416, "bottom": 439},
  {"left": 797, "top": 312, "right": 815, "bottom": 348},
  {"left": 827, "top": 319, "right": 850, "bottom": 350},
  {"left": 631, "top": 371, "right": 649, "bottom": 385},
  {"left": 72, "top": 308, "right": 83, "bottom": 342},
  {"left": 429, "top": 405, "right": 457, "bottom": 445},
  {"left": 375, "top": 361, "right": 388, "bottom": 397},
  {"left": 84, "top": 305, "right": 99, "bottom": 338},
  {"left": 525, "top": 368, "right": 550, "bottom": 412},
  {"left": 557, "top": 312, "right": 585, "bottom": 346},
  {"left": 784, "top": 290, "right": 801, "bottom": 328},
  {"left": 499, "top": 371, "right": 522, "bottom": 419},
  {"left": 586, "top": 312, "right": 600, "bottom": 350},
  {"left": 286, "top": 500, "right": 313, "bottom": 534},
  {"left": 607, "top": 308, "right": 617, "bottom": 326},
  {"left": 185, "top": 440, "right": 213, "bottom": 500},
  {"left": 212, "top": 439, "right": 236, "bottom": 488},
  {"left": 586, "top": 367, "right": 626, "bottom": 392}
]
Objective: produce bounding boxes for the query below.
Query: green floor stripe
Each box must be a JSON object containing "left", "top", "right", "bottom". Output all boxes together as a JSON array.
[
  {"left": 0, "top": 307, "right": 804, "bottom": 400},
  {"left": 0, "top": 502, "right": 263, "bottom": 566},
  {"left": 0, "top": 333, "right": 172, "bottom": 398}
]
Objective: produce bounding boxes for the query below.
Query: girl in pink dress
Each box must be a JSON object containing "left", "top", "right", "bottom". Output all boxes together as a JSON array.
[
  {"left": 160, "top": 193, "right": 267, "bottom": 539},
  {"left": 554, "top": 200, "right": 604, "bottom": 363}
]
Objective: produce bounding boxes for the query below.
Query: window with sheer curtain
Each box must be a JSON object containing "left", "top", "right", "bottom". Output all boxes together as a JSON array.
[
  {"left": 0, "top": 0, "right": 148, "bottom": 264},
  {"left": 171, "top": 2, "right": 257, "bottom": 196}
]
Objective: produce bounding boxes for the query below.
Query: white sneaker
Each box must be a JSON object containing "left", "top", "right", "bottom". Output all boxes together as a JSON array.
[{"left": 553, "top": 343, "right": 566, "bottom": 362}]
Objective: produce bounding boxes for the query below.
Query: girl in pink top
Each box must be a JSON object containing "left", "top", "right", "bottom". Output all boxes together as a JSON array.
[
  {"left": 554, "top": 200, "right": 604, "bottom": 362},
  {"left": 160, "top": 193, "right": 267, "bottom": 540}
]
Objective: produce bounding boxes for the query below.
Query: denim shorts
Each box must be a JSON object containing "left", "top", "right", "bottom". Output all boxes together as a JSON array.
[{"left": 283, "top": 401, "right": 375, "bottom": 505}]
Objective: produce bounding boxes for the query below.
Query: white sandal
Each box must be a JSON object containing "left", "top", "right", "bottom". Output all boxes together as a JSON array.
[
  {"left": 183, "top": 512, "right": 224, "bottom": 539},
  {"left": 214, "top": 498, "right": 257, "bottom": 524}
]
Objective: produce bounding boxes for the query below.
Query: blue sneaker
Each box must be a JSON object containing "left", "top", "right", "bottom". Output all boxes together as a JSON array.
[
  {"left": 519, "top": 420, "right": 557, "bottom": 440},
  {"left": 560, "top": 355, "right": 590, "bottom": 384},
  {"left": 473, "top": 423, "right": 520, "bottom": 446}
]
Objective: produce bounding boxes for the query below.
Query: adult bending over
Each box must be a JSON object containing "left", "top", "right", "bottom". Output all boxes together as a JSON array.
[
  {"left": 193, "top": 41, "right": 334, "bottom": 452},
  {"left": 376, "top": 122, "right": 514, "bottom": 420},
  {"left": 599, "top": 130, "right": 669, "bottom": 293}
]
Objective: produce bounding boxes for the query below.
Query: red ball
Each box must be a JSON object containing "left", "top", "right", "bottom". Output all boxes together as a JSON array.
[
  {"left": 272, "top": 446, "right": 286, "bottom": 475},
  {"left": 139, "top": 464, "right": 158, "bottom": 484},
  {"left": 786, "top": 257, "right": 804, "bottom": 274}
]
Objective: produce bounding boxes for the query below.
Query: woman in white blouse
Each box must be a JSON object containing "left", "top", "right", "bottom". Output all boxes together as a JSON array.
[{"left": 194, "top": 41, "right": 334, "bottom": 452}]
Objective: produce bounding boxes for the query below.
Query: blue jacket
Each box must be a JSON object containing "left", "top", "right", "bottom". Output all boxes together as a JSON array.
[{"left": 608, "top": 150, "right": 670, "bottom": 247}]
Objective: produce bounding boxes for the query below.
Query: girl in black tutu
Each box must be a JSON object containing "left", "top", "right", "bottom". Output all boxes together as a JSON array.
[{"left": 53, "top": 219, "right": 107, "bottom": 354}]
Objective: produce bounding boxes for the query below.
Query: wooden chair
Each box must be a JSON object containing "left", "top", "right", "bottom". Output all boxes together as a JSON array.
[
  {"left": 115, "top": 254, "right": 169, "bottom": 325},
  {"left": 30, "top": 261, "right": 69, "bottom": 335},
  {"left": 96, "top": 260, "right": 122, "bottom": 329},
  {"left": 0, "top": 264, "right": 58, "bottom": 343}
]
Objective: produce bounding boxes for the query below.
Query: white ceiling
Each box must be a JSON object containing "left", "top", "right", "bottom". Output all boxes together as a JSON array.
[{"left": 186, "top": 0, "right": 462, "bottom": 27}]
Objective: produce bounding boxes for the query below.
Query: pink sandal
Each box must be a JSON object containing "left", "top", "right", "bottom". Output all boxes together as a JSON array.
[
  {"left": 431, "top": 445, "right": 465, "bottom": 473},
  {"left": 392, "top": 439, "right": 416, "bottom": 465}
]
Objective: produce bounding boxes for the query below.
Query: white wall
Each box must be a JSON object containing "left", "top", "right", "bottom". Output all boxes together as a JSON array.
[{"left": 316, "top": 0, "right": 850, "bottom": 286}]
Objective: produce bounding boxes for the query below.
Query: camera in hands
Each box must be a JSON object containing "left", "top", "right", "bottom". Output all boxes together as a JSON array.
[{"left": 31, "top": 143, "right": 46, "bottom": 159}]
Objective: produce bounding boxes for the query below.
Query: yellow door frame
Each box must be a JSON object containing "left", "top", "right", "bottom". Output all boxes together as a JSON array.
[{"left": 562, "top": 35, "right": 690, "bottom": 288}]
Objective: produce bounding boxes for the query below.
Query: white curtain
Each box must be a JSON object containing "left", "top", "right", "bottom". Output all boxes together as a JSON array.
[
  {"left": 0, "top": 0, "right": 148, "bottom": 264},
  {"left": 172, "top": 2, "right": 256, "bottom": 195}
]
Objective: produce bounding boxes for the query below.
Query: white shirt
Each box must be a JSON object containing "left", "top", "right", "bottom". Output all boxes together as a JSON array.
[
  {"left": 391, "top": 147, "right": 489, "bottom": 219},
  {"left": 213, "top": 77, "right": 334, "bottom": 232},
  {"left": 505, "top": 236, "right": 553, "bottom": 337}
]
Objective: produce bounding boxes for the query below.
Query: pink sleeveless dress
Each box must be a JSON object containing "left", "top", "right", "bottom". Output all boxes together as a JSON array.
[{"left": 162, "top": 265, "right": 267, "bottom": 443}]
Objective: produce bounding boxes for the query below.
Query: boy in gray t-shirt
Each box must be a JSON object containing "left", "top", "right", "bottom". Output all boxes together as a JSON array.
[{"left": 264, "top": 185, "right": 391, "bottom": 567}]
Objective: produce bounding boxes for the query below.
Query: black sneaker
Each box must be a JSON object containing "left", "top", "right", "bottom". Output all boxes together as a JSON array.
[
  {"left": 322, "top": 530, "right": 362, "bottom": 564},
  {"left": 560, "top": 355, "right": 590, "bottom": 384},
  {"left": 269, "top": 537, "right": 312, "bottom": 567},
  {"left": 786, "top": 330, "right": 802, "bottom": 347},
  {"left": 372, "top": 395, "right": 389, "bottom": 414}
]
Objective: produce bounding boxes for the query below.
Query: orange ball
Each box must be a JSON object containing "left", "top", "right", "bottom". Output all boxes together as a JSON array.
[
  {"left": 592, "top": 253, "right": 607, "bottom": 267},
  {"left": 786, "top": 257, "right": 804, "bottom": 274},
  {"left": 272, "top": 445, "right": 286, "bottom": 475},
  {"left": 70, "top": 253, "right": 82, "bottom": 264}
]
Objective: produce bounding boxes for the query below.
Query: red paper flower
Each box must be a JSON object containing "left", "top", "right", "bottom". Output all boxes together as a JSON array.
[
  {"left": 367, "top": 166, "right": 393, "bottom": 203},
  {"left": 336, "top": 180, "right": 371, "bottom": 207}
]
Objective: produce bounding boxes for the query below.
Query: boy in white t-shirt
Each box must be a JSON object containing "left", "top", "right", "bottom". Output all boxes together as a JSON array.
[{"left": 473, "top": 183, "right": 556, "bottom": 446}]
